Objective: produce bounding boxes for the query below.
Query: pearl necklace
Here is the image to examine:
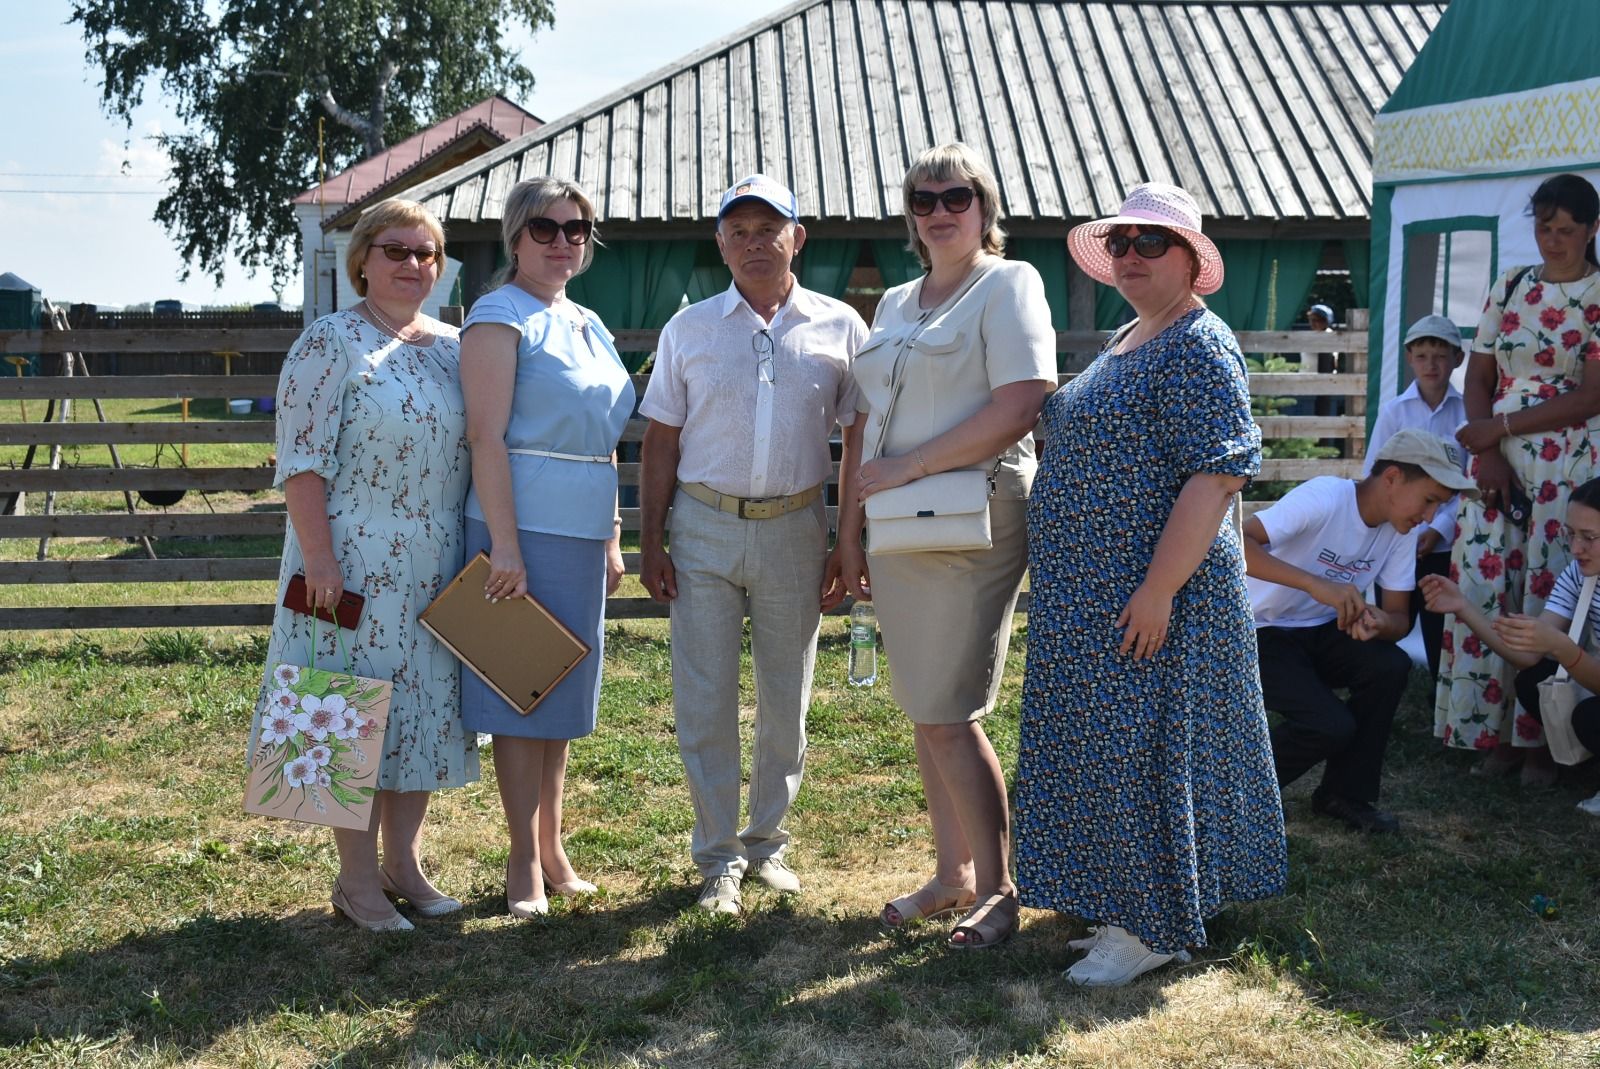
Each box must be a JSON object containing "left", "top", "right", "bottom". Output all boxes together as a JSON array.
[{"left": 364, "top": 300, "right": 429, "bottom": 344}]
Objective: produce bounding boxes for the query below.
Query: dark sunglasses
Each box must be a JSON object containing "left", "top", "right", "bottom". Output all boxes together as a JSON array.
[
  {"left": 1105, "top": 230, "right": 1184, "bottom": 260},
  {"left": 372, "top": 242, "right": 440, "bottom": 265},
  {"left": 908, "top": 187, "right": 977, "bottom": 217},
  {"left": 526, "top": 217, "right": 594, "bottom": 245}
]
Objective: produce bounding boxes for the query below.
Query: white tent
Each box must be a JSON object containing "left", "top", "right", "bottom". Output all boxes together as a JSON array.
[{"left": 1367, "top": 0, "right": 1600, "bottom": 415}]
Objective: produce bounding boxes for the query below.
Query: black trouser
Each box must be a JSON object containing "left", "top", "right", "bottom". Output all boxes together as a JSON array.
[
  {"left": 1512, "top": 659, "right": 1600, "bottom": 756},
  {"left": 1257, "top": 622, "right": 1412, "bottom": 803},
  {"left": 1375, "top": 551, "right": 1451, "bottom": 680}
]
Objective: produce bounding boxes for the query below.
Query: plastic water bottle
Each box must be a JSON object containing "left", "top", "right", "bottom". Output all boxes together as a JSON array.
[{"left": 848, "top": 601, "right": 877, "bottom": 687}]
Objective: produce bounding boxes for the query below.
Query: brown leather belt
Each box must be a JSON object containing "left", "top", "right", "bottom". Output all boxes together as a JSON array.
[{"left": 679, "top": 481, "right": 822, "bottom": 520}]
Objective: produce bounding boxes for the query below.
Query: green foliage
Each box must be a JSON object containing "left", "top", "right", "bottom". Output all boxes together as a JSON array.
[{"left": 69, "top": 0, "right": 557, "bottom": 286}]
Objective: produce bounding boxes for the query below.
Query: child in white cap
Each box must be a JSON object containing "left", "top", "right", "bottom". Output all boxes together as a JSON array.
[
  {"left": 1365, "top": 314, "right": 1468, "bottom": 677},
  {"left": 1245, "top": 429, "right": 1478, "bottom": 832}
]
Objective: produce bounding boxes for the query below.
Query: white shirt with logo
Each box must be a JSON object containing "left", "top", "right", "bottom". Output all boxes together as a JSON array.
[{"left": 1249, "top": 476, "right": 1419, "bottom": 629}]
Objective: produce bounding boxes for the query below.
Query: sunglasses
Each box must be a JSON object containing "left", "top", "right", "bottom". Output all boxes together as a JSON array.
[
  {"left": 526, "top": 217, "right": 594, "bottom": 245},
  {"left": 372, "top": 242, "right": 440, "bottom": 265},
  {"left": 908, "top": 187, "right": 977, "bottom": 217},
  {"left": 1104, "top": 230, "right": 1184, "bottom": 260}
]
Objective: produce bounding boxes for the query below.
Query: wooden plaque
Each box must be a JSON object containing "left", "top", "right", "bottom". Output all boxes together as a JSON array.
[{"left": 419, "top": 551, "right": 591, "bottom": 716}]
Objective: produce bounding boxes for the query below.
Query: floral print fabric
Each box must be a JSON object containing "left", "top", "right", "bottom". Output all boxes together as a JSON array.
[
  {"left": 1015, "top": 308, "right": 1286, "bottom": 955},
  {"left": 1435, "top": 268, "right": 1600, "bottom": 751},
  {"left": 251, "top": 311, "right": 479, "bottom": 792}
]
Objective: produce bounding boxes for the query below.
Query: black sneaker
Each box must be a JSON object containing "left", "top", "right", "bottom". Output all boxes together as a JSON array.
[{"left": 1311, "top": 792, "right": 1400, "bottom": 834}]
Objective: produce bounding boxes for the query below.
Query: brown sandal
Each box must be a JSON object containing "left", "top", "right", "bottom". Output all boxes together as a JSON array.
[
  {"left": 948, "top": 892, "right": 1019, "bottom": 949},
  {"left": 880, "top": 879, "right": 977, "bottom": 930}
]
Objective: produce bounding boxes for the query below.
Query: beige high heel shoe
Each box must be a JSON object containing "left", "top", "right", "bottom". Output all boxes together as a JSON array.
[
  {"left": 380, "top": 868, "right": 463, "bottom": 917},
  {"left": 543, "top": 870, "right": 597, "bottom": 896},
  {"left": 506, "top": 859, "right": 549, "bottom": 919},
  {"left": 331, "top": 879, "right": 413, "bottom": 932}
]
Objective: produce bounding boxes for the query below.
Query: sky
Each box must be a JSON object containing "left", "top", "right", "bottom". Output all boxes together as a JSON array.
[{"left": 1, "top": 1, "right": 788, "bottom": 309}]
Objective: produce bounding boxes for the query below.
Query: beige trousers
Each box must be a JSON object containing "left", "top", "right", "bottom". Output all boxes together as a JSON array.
[{"left": 667, "top": 489, "right": 827, "bottom": 879}]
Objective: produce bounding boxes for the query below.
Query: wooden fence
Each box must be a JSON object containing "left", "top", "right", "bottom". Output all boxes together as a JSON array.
[{"left": 0, "top": 319, "right": 1368, "bottom": 630}]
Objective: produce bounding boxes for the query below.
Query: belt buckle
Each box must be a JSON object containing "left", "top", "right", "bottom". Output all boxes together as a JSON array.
[{"left": 740, "top": 498, "right": 779, "bottom": 520}]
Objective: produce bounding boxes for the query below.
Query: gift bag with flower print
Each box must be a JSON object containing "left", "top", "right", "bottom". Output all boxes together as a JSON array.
[{"left": 244, "top": 625, "right": 392, "bottom": 830}]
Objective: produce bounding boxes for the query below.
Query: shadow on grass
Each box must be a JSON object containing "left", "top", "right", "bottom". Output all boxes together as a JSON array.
[{"left": 0, "top": 882, "right": 1179, "bottom": 1065}]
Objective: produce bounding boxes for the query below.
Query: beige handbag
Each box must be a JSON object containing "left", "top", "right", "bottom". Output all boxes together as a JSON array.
[{"left": 1539, "top": 573, "right": 1597, "bottom": 766}]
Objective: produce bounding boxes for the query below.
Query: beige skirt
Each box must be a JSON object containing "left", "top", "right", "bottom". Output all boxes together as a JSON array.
[{"left": 867, "top": 497, "right": 1028, "bottom": 724}]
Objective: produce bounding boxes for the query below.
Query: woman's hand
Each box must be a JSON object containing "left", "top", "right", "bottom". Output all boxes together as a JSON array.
[
  {"left": 831, "top": 541, "right": 872, "bottom": 602},
  {"left": 856, "top": 454, "right": 920, "bottom": 502},
  {"left": 1472, "top": 449, "right": 1519, "bottom": 512},
  {"left": 485, "top": 541, "right": 527, "bottom": 602},
  {"left": 1117, "top": 582, "right": 1173, "bottom": 660},
  {"left": 604, "top": 537, "right": 625, "bottom": 596},
  {"left": 1419, "top": 574, "right": 1467, "bottom": 616},
  {"left": 1492, "top": 613, "right": 1569, "bottom": 659},
  {"left": 302, "top": 552, "right": 345, "bottom": 615},
  {"left": 1416, "top": 528, "right": 1444, "bottom": 558},
  {"left": 1455, "top": 416, "right": 1506, "bottom": 456}
]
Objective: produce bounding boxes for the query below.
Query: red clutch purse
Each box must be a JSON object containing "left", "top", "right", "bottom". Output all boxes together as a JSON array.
[{"left": 284, "top": 573, "right": 366, "bottom": 630}]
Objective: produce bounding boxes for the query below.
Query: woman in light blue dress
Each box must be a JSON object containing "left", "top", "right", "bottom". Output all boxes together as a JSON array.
[
  {"left": 461, "top": 177, "right": 636, "bottom": 918},
  {"left": 255, "top": 198, "right": 477, "bottom": 932}
]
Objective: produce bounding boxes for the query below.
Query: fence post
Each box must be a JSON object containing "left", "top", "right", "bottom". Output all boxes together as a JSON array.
[{"left": 1345, "top": 308, "right": 1369, "bottom": 460}]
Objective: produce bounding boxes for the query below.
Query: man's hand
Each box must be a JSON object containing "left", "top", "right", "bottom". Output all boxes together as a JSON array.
[
  {"left": 1310, "top": 578, "right": 1368, "bottom": 631},
  {"left": 640, "top": 545, "right": 677, "bottom": 603}
]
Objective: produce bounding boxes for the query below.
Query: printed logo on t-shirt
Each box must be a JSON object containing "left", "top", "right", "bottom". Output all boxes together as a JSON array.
[{"left": 1316, "top": 547, "right": 1375, "bottom": 584}]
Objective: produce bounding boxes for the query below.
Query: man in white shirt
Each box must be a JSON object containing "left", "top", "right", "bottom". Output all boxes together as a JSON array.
[
  {"left": 639, "top": 175, "right": 865, "bottom": 914},
  {"left": 1364, "top": 315, "right": 1468, "bottom": 677},
  {"left": 1244, "top": 429, "right": 1477, "bottom": 833}
]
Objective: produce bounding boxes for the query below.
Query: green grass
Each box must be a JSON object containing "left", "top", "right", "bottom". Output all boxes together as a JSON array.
[{"left": 1, "top": 626, "right": 1598, "bottom": 1068}]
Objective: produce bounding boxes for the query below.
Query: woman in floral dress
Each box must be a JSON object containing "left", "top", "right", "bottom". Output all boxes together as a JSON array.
[
  {"left": 1436, "top": 174, "right": 1600, "bottom": 784},
  {"left": 1015, "top": 184, "right": 1285, "bottom": 987},
  {"left": 253, "top": 199, "right": 477, "bottom": 931}
]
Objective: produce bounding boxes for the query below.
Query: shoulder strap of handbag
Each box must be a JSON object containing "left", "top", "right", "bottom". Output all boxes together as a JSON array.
[
  {"left": 870, "top": 261, "right": 996, "bottom": 463},
  {"left": 1556, "top": 573, "right": 1598, "bottom": 682},
  {"left": 1499, "top": 265, "right": 1534, "bottom": 314}
]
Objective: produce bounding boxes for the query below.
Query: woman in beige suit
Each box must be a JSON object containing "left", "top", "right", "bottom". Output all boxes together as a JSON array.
[{"left": 835, "top": 142, "right": 1055, "bottom": 948}]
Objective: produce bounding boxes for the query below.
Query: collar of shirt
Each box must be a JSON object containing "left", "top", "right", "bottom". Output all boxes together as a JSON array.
[
  {"left": 717, "top": 278, "right": 823, "bottom": 331},
  {"left": 1395, "top": 378, "right": 1464, "bottom": 413}
]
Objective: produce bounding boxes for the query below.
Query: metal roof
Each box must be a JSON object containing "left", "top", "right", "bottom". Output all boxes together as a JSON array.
[
  {"left": 295, "top": 95, "right": 542, "bottom": 211},
  {"left": 401, "top": 0, "right": 1444, "bottom": 230}
]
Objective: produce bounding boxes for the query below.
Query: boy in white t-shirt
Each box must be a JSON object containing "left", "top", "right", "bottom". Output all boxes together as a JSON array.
[
  {"left": 1364, "top": 315, "right": 1468, "bottom": 678},
  {"left": 1245, "top": 429, "right": 1478, "bottom": 833}
]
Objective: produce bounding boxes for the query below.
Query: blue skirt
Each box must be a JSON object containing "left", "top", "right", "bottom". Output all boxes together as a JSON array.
[{"left": 460, "top": 517, "right": 606, "bottom": 740}]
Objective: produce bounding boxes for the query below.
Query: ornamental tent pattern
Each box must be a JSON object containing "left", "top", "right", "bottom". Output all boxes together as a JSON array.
[{"left": 1366, "top": 0, "right": 1600, "bottom": 417}]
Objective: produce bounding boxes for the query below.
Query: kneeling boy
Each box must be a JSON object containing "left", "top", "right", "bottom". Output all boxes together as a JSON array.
[{"left": 1244, "top": 429, "right": 1478, "bottom": 832}]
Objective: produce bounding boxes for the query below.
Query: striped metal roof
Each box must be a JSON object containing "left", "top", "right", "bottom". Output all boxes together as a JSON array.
[{"left": 402, "top": 0, "right": 1444, "bottom": 230}]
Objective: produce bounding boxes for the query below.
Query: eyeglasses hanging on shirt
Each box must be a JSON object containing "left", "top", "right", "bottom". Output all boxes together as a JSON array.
[{"left": 753, "top": 328, "right": 776, "bottom": 384}]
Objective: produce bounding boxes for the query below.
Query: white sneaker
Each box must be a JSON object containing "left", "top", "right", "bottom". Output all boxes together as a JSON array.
[
  {"left": 749, "top": 857, "right": 801, "bottom": 893},
  {"left": 1578, "top": 791, "right": 1600, "bottom": 817},
  {"left": 1067, "top": 925, "right": 1107, "bottom": 952},
  {"left": 696, "top": 874, "right": 742, "bottom": 914},
  {"left": 1065, "top": 925, "right": 1178, "bottom": 987}
]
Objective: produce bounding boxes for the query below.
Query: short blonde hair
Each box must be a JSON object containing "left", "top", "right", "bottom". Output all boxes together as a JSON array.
[
  {"left": 901, "top": 143, "right": 1007, "bottom": 269},
  {"left": 346, "top": 198, "right": 446, "bottom": 298},
  {"left": 494, "top": 177, "right": 601, "bottom": 287}
]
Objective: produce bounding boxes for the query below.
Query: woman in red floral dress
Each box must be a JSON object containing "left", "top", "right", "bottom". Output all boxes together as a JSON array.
[{"left": 1436, "top": 174, "right": 1600, "bottom": 784}]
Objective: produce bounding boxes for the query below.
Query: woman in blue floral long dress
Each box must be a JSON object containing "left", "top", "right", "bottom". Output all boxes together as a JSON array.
[
  {"left": 1015, "top": 184, "right": 1286, "bottom": 986},
  {"left": 253, "top": 199, "right": 478, "bottom": 932}
]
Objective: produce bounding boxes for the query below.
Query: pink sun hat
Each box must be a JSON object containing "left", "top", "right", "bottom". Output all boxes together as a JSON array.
[{"left": 1066, "top": 183, "right": 1225, "bottom": 296}]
